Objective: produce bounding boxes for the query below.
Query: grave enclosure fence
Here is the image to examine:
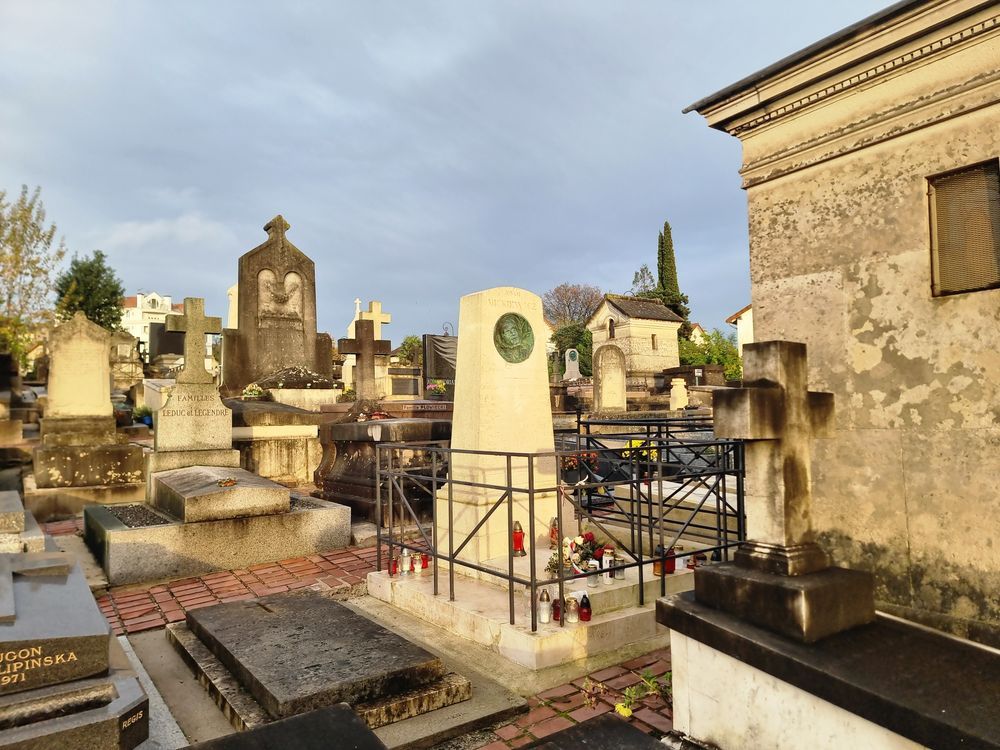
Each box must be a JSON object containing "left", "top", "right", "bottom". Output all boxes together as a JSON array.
[{"left": 375, "top": 416, "right": 745, "bottom": 633}]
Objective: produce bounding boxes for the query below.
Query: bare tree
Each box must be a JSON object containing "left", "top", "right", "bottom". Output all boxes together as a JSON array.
[{"left": 542, "top": 283, "right": 604, "bottom": 328}]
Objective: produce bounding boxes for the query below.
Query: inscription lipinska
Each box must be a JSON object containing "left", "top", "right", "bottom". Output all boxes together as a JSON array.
[{"left": 0, "top": 646, "right": 79, "bottom": 686}]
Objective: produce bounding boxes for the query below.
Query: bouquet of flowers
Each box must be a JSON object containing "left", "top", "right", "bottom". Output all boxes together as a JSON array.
[
  {"left": 560, "top": 451, "right": 598, "bottom": 472},
  {"left": 426, "top": 379, "right": 448, "bottom": 396},
  {"left": 546, "top": 531, "right": 607, "bottom": 575},
  {"left": 241, "top": 383, "right": 264, "bottom": 399}
]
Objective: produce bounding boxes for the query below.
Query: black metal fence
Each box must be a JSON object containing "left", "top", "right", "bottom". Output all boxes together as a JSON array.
[{"left": 375, "top": 416, "right": 744, "bottom": 632}]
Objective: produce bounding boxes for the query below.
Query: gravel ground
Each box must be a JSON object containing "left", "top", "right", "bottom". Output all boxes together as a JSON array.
[{"left": 108, "top": 504, "right": 171, "bottom": 528}]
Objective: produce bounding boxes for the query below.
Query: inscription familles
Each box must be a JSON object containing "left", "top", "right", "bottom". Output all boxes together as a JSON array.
[{"left": 0, "top": 646, "right": 78, "bottom": 686}]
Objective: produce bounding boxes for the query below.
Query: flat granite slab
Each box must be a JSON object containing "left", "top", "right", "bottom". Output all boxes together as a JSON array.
[
  {"left": 152, "top": 465, "right": 290, "bottom": 522},
  {"left": 0, "top": 492, "right": 24, "bottom": 534},
  {"left": 187, "top": 705, "right": 387, "bottom": 750},
  {"left": 185, "top": 591, "right": 459, "bottom": 721}
]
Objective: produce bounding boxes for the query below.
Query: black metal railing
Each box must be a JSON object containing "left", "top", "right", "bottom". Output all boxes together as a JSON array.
[{"left": 375, "top": 421, "right": 744, "bottom": 633}]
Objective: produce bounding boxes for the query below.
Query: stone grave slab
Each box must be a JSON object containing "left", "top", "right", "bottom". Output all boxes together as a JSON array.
[
  {"left": 0, "top": 562, "right": 109, "bottom": 694},
  {"left": 528, "top": 712, "right": 664, "bottom": 748},
  {"left": 186, "top": 592, "right": 450, "bottom": 720},
  {"left": 187, "top": 705, "right": 388, "bottom": 750},
  {"left": 172, "top": 591, "right": 472, "bottom": 730},
  {"left": 152, "top": 466, "right": 290, "bottom": 522}
]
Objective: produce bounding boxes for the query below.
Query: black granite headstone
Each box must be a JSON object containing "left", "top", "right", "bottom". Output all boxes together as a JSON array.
[
  {"left": 527, "top": 713, "right": 664, "bottom": 749},
  {"left": 187, "top": 705, "right": 387, "bottom": 750}
]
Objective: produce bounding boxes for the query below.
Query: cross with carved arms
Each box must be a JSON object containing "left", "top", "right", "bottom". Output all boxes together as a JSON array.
[
  {"left": 0, "top": 552, "right": 71, "bottom": 623},
  {"left": 713, "top": 341, "right": 835, "bottom": 576},
  {"left": 360, "top": 301, "right": 392, "bottom": 339},
  {"left": 167, "top": 298, "right": 222, "bottom": 385},
  {"left": 338, "top": 319, "right": 390, "bottom": 401}
]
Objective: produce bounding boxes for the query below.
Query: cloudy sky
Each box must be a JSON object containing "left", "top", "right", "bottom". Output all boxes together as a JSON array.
[{"left": 2, "top": 1, "right": 889, "bottom": 341}]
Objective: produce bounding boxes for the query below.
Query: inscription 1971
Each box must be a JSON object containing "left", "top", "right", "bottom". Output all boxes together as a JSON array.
[{"left": 0, "top": 646, "right": 78, "bottom": 686}]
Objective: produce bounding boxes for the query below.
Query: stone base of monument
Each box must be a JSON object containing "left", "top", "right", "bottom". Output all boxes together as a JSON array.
[
  {"left": 315, "top": 419, "right": 452, "bottom": 525},
  {"left": 22, "top": 473, "right": 146, "bottom": 523},
  {"left": 167, "top": 591, "right": 472, "bottom": 732},
  {"left": 368, "top": 548, "right": 680, "bottom": 670},
  {"left": 228, "top": 398, "right": 325, "bottom": 485},
  {"left": 658, "top": 592, "right": 1000, "bottom": 750},
  {"left": 84, "top": 475, "right": 351, "bottom": 585},
  {"left": 33, "top": 416, "right": 145, "bottom": 489}
]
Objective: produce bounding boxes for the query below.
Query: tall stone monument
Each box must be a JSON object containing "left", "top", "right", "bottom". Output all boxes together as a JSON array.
[
  {"left": 437, "top": 287, "right": 557, "bottom": 562},
  {"left": 563, "top": 348, "right": 582, "bottom": 380},
  {"left": 593, "top": 343, "right": 626, "bottom": 412},
  {"left": 31, "top": 313, "right": 144, "bottom": 512},
  {"left": 221, "top": 215, "right": 333, "bottom": 396}
]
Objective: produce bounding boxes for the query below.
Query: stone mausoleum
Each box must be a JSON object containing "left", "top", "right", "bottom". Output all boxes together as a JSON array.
[{"left": 586, "top": 294, "right": 682, "bottom": 388}]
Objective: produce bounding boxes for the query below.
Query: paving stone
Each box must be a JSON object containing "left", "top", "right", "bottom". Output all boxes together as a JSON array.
[
  {"left": 530, "top": 713, "right": 663, "bottom": 748},
  {"left": 538, "top": 683, "right": 578, "bottom": 701},
  {"left": 605, "top": 673, "right": 643, "bottom": 691},
  {"left": 632, "top": 708, "right": 672, "bottom": 733},
  {"left": 515, "top": 705, "right": 556, "bottom": 727},
  {"left": 568, "top": 702, "right": 611, "bottom": 723},
  {"left": 588, "top": 666, "right": 626, "bottom": 683},
  {"left": 494, "top": 723, "right": 523, "bottom": 740},
  {"left": 530, "top": 716, "right": 574, "bottom": 738},
  {"left": 619, "top": 653, "right": 661, "bottom": 671}
]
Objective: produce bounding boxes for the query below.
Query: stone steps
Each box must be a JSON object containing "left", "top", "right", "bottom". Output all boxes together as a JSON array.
[{"left": 367, "top": 562, "right": 690, "bottom": 669}]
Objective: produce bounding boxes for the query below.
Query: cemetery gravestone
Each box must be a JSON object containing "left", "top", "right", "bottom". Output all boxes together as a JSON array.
[
  {"left": 32, "top": 312, "right": 144, "bottom": 499},
  {"left": 221, "top": 216, "right": 333, "bottom": 396},
  {"left": 593, "top": 343, "right": 627, "bottom": 412},
  {"left": 563, "top": 348, "right": 582, "bottom": 380},
  {"left": 438, "top": 287, "right": 558, "bottom": 562},
  {"left": 0, "top": 493, "right": 148, "bottom": 747},
  {"left": 338, "top": 319, "right": 390, "bottom": 402}
]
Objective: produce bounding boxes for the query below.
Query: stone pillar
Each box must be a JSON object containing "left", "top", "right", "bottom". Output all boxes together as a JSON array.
[
  {"left": 436, "top": 287, "right": 557, "bottom": 563},
  {"left": 669, "top": 377, "right": 688, "bottom": 410}
]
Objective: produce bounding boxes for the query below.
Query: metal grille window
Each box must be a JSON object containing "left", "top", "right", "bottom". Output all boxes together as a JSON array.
[{"left": 929, "top": 159, "right": 1000, "bottom": 296}]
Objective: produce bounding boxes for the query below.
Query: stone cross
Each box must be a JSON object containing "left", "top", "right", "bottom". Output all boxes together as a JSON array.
[
  {"left": 713, "top": 341, "right": 834, "bottom": 575},
  {"left": 0, "top": 552, "right": 71, "bottom": 623},
  {"left": 264, "top": 214, "right": 290, "bottom": 240},
  {"left": 360, "top": 301, "right": 392, "bottom": 339},
  {"left": 338, "top": 319, "right": 390, "bottom": 401},
  {"left": 167, "top": 298, "right": 222, "bottom": 385}
]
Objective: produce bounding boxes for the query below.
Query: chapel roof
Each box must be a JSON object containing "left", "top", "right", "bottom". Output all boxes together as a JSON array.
[{"left": 604, "top": 294, "right": 684, "bottom": 323}]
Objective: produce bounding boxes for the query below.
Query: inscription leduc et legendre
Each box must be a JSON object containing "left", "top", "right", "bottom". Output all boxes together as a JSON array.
[
  {"left": 0, "top": 646, "right": 78, "bottom": 686},
  {"left": 160, "top": 392, "right": 229, "bottom": 419}
]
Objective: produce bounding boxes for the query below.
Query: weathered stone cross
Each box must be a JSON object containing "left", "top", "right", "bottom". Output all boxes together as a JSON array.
[
  {"left": 167, "top": 298, "right": 222, "bottom": 385},
  {"left": 360, "top": 301, "right": 392, "bottom": 339},
  {"left": 264, "top": 214, "right": 290, "bottom": 240},
  {"left": 713, "top": 341, "right": 835, "bottom": 575},
  {"left": 338, "top": 319, "right": 390, "bottom": 401},
  {"left": 0, "top": 552, "right": 71, "bottom": 623}
]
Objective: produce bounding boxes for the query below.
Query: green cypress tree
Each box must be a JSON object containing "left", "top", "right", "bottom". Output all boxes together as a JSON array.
[{"left": 654, "top": 220, "right": 691, "bottom": 336}]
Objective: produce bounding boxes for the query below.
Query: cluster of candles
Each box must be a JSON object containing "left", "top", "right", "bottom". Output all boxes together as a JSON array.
[
  {"left": 537, "top": 589, "right": 592, "bottom": 623},
  {"left": 389, "top": 549, "right": 430, "bottom": 575}
]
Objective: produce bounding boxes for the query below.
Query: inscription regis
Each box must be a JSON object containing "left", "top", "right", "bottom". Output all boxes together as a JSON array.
[{"left": 0, "top": 646, "right": 78, "bottom": 686}]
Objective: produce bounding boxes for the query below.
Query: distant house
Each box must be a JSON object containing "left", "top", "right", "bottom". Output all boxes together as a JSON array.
[
  {"left": 586, "top": 294, "right": 682, "bottom": 380},
  {"left": 121, "top": 292, "right": 184, "bottom": 347},
  {"left": 724, "top": 304, "right": 753, "bottom": 355},
  {"left": 689, "top": 322, "right": 707, "bottom": 344}
]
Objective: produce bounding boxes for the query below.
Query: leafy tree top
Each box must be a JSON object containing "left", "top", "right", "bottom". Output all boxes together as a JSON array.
[{"left": 55, "top": 250, "right": 126, "bottom": 330}]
